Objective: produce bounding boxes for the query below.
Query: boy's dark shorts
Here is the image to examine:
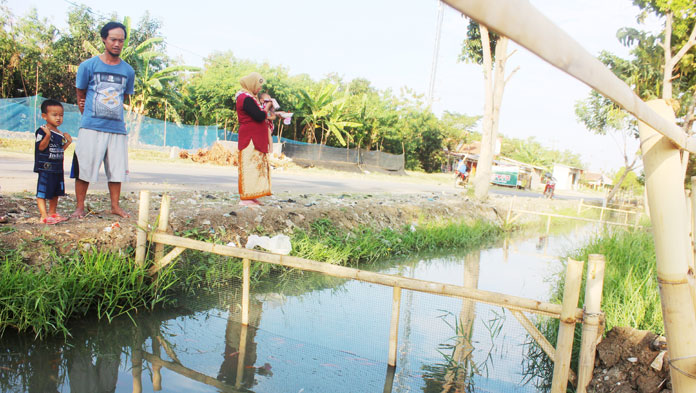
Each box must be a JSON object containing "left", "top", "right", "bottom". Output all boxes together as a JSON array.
[{"left": 36, "top": 172, "right": 66, "bottom": 200}]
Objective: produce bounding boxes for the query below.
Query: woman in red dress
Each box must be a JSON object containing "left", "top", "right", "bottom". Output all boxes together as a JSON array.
[{"left": 235, "top": 72, "right": 275, "bottom": 206}]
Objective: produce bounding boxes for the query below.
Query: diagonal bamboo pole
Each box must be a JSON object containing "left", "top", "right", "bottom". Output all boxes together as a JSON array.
[
  {"left": 639, "top": 100, "right": 696, "bottom": 391},
  {"left": 440, "top": 0, "right": 696, "bottom": 154}
]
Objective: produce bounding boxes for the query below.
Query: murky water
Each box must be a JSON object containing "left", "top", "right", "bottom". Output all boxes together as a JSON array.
[{"left": 0, "top": 224, "right": 599, "bottom": 393}]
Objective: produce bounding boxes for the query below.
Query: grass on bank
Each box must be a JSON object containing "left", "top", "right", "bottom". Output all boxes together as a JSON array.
[{"left": 0, "top": 217, "right": 502, "bottom": 338}]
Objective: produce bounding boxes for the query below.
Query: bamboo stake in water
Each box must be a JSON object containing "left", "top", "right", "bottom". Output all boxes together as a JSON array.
[
  {"left": 639, "top": 99, "right": 696, "bottom": 392},
  {"left": 152, "top": 336, "right": 163, "bottom": 391},
  {"left": 154, "top": 194, "right": 171, "bottom": 264},
  {"left": 577, "top": 198, "right": 583, "bottom": 215},
  {"left": 242, "top": 258, "right": 250, "bottom": 326},
  {"left": 550, "top": 258, "right": 584, "bottom": 393},
  {"left": 135, "top": 190, "right": 150, "bottom": 266},
  {"left": 236, "top": 324, "right": 249, "bottom": 389},
  {"left": 577, "top": 254, "right": 606, "bottom": 393},
  {"left": 388, "top": 286, "right": 402, "bottom": 367}
]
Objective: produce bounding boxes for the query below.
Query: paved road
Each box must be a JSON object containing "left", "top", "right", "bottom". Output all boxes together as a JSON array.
[
  {"left": 1, "top": 152, "right": 453, "bottom": 195},
  {"left": 1, "top": 151, "right": 602, "bottom": 202}
]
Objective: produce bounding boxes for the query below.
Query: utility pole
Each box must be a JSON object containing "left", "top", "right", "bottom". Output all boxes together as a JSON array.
[{"left": 427, "top": 0, "right": 444, "bottom": 107}]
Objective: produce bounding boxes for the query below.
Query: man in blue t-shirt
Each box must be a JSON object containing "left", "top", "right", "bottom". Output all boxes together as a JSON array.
[{"left": 71, "top": 21, "right": 135, "bottom": 219}]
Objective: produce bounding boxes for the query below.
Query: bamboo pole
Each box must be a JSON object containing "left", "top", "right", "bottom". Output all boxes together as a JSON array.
[
  {"left": 546, "top": 215, "right": 552, "bottom": 235},
  {"left": 577, "top": 254, "right": 606, "bottom": 393},
  {"left": 135, "top": 190, "right": 150, "bottom": 266},
  {"left": 599, "top": 206, "right": 604, "bottom": 223},
  {"left": 235, "top": 324, "right": 249, "bottom": 389},
  {"left": 241, "top": 258, "right": 250, "bottom": 326},
  {"left": 577, "top": 198, "right": 583, "bottom": 215},
  {"left": 639, "top": 99, "right": 696, "bottom": 392},
  {"left": 687, "top": 189, "right": 694, "bottom": 270},
  {"left": 154, "top": 194, "right": 171, "bottom": 263},
  {"left": 550, "top": 258, "right": 584, "bottom": 393},
  {"left": 439, "top": 0, "right": 696, "bottom": 155},
  {"left": 151, "top": 232, "right": 584, "bottom": 320},
  {"left": 388, "top": 286, "right": 402, "bottom": 367}
]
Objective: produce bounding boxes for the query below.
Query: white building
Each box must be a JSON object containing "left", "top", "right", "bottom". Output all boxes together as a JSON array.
[{"left": 552, "top": 163, "right": 583, "bottom": 190}]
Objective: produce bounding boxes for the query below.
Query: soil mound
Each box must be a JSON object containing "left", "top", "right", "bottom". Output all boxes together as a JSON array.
[{"left": 588, "top": 326, "right": 670, "bottom": 393}]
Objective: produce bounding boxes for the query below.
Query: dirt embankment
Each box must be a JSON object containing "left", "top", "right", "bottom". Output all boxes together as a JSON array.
[{"left": 0, "top": 190, "right": 577, "bottom": 265}]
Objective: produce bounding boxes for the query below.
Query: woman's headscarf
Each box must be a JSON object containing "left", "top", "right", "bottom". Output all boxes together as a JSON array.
[{"left": 239, "top": 72, "right": 265, "bottom": 95}]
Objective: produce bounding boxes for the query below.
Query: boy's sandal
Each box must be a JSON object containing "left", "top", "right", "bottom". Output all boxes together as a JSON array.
[{"left": 42, "top": 216, "right": 61, "bottom": 225}]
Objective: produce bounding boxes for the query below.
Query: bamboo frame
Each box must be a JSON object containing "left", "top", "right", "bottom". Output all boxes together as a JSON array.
[
  {"left": 551, "top": 258, "right": 584, "bottom": 392},
  {"left": 135, "top": 190, "right": 150, "bottom": 266},
  {"left": 639, "top": 100, "right": 696, "bottom": 391},
  {"left": 150, "top": 232, "right": 584, "bottom": 320},
  {"left": 577, "top": 254, "right": 606, "bottom": 393},
  {"left": 388, "top": 286, "right": 402, "bottom": 367},
  {"left": 512, "top": 208, "right": 640, "bottom": 228},
  {"left": 141, "top": 192, "right": 609, "bottom": 389},
  {"left": 440, "top": 0, "right": 696, "bottom": 155}
]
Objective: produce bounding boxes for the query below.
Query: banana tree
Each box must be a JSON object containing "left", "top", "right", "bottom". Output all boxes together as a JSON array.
[{"left": 295, "top": 85, "right": 361, "bottom": 146}]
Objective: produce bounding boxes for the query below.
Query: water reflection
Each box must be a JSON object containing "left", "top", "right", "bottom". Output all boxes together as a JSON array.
[{"left": 0, "top": 226, "right": 599, "bottom": 392}]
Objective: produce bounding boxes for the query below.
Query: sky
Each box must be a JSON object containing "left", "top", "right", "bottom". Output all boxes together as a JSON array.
[{"left": 6, "top": 0, "right": 663, "bottom": 173}]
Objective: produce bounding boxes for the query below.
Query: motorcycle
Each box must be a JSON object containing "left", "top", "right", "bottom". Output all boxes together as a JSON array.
[
  {"left": 543, "top": 180, "right": 556, "bottom": 199},
  {"left": 454, "top": 170, "right": 469, "bottom": 187}
]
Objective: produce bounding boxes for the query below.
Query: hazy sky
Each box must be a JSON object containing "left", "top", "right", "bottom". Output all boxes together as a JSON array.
[{"left": 7, "top": 0, "right": 662, "bottom": 173}]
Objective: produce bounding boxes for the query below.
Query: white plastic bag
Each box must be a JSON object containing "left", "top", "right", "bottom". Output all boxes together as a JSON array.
[{"left": 245, "top": 234, "right": 292, "bottom": 255}]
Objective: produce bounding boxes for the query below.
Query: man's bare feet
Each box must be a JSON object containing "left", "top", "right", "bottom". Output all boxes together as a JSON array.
[
  {"left": 70, "top": 209, "right": 86, "bottom": 219},
  {"left": 111, "top": 206, "right": 131, "bottom": 218}
]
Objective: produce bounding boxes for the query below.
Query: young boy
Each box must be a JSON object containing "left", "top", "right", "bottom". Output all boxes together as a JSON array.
[
  {"left": 259, "top": 93, "right": 276, "bottom": 153},
  {"left": 34, "top": 99, "right": 72, "bottom": 224}
]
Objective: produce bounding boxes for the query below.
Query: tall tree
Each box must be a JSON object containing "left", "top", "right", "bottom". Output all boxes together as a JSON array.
[{"left": 459, "top": 22, "right": 518, "bottom": 200}]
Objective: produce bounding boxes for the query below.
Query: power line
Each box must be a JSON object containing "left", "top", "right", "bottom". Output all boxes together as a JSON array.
[{"left": 427, "top": 0, "right": 444, "bottom": 107}]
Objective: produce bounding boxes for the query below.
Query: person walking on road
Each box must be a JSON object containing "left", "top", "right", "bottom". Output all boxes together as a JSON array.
[{"left": 71, "top": 21, "right": 135, "bottom": 218}]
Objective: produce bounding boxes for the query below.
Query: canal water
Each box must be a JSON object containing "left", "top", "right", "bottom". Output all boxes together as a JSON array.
[{"left": 0, "top": 224, "right": 599, "bottom": 393}]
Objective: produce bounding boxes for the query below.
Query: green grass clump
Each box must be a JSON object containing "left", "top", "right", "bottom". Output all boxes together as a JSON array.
[
  {"left": 570, "top": 229, "right": 660, "bottom": 333},
  {"left": 0, "top": 248, "right": 176, "bottom": 338},
  {"left": 292, "top": 218, "right": 502, "bottom": 266}
]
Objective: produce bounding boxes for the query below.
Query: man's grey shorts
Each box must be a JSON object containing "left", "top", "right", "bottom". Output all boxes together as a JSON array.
[{"left": 71, "top": 128, "right": 129, "bottom": 183}]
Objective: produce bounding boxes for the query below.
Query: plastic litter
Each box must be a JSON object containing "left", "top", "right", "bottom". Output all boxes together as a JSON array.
[{"left": 245, "top": 234, "right": 292, "bottom": 255}]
